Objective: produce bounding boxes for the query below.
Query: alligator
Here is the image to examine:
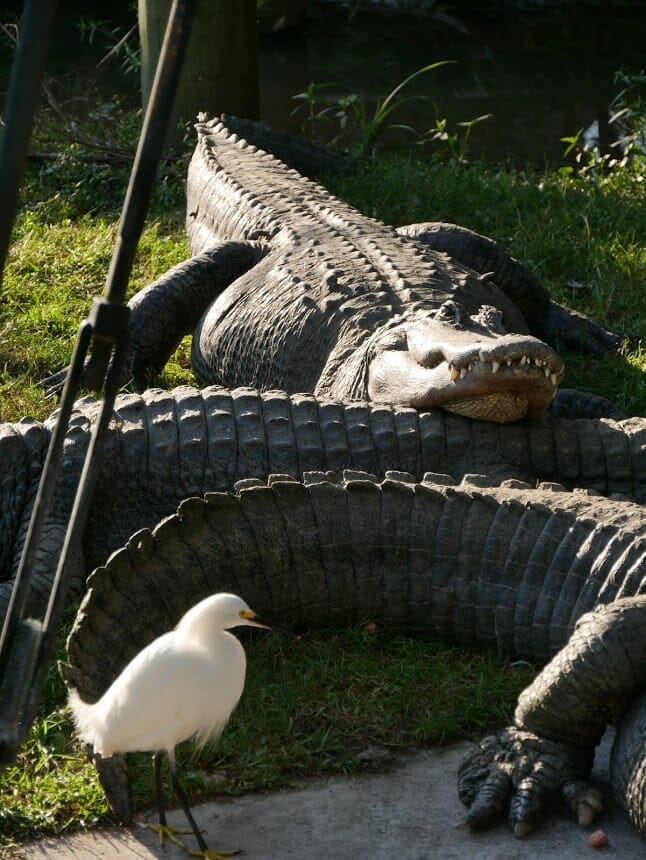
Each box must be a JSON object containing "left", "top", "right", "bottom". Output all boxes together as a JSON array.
[
  {"left": 2, "top": 385, "right": 645, "bottom": 621},
  {"left": 2, "top": 384, "right": 644, "bottom": 836},
  {"left": 112, "top": 114, "right": 629, "bottom": 423},
  {"left": 60, "top": 471, "right": 646, "bottom": 837}
]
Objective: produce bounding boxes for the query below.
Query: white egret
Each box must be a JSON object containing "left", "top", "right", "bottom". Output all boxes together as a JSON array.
[{"left": 68, "top": 592, "right": 276, "bottom": 859}]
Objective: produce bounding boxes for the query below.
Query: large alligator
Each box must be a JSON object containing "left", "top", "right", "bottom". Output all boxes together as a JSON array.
[
  {"left": 2, "top": 385, "right": 645, "bottom": 620},
  {"left": 61, "top": 471, "right": 646, "bottom": 836},
  {"left": 1, "top": 385, "right": 644, "bottom": 838},
  {"left": 116, "top": 114, "right": 628, "bottom": 423}
]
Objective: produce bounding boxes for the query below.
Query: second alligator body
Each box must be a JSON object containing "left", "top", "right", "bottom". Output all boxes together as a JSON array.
[{"left": 62, "top": 470, "right": 646, "bottom": 836}]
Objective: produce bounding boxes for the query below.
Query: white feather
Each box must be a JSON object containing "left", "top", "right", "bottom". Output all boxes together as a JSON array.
[{"left": 67, "top": 593, "right": 263, "bottom": 759}]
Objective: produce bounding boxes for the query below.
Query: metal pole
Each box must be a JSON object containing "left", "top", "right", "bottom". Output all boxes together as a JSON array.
[
  {"left": 81, "top": 0, "right": 196, "bottom": 390},
  {"left": 0, "top": 0, "right": 196, "bottom": 767},
  {"left": 0, "top": 0, "right": 58, "bottom": 289}
]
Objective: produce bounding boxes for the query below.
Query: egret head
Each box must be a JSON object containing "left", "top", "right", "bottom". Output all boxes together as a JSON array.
[{"left": 178, "top": 592, "right": 274, "bottom": 639}]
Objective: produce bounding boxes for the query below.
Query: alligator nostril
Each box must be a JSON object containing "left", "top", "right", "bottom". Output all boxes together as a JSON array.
[{"left": 473, "top": 304, "right": 507, "bottom": 334}]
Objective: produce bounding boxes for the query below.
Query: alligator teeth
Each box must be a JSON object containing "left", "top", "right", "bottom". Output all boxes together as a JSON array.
[
  {"left": 478, "top": 350, "right": 486, "bottom": 362},
  {"left": 448, "top": 354, "right": 558, "bottom": 383}
]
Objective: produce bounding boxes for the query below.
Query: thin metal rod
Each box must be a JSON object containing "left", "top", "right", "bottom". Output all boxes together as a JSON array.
[
  {"left": 0, "top": 0, "right": 197, "bottom": 766},
  {"left": 104, "top": 0, "right": 195, "bottom": 306},
  {"left": 22, "top": 333, "right": 130, "bottom": 727},
  {"left": 0, "top": 322, "right": 91, "bottom": 678},
  {"left": 0, "top": 0, "right": 58, "bottom": 288},
  {"left": 82, "top": 0, "right": 196, "bottom": 391}
]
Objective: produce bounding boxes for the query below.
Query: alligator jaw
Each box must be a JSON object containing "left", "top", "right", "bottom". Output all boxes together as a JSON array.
[
  {"left": 366, "top": 305, "right": 565, "bottom": 422},
  {"left": 368, "top": 336, "right": 565, "bottom": 423}
]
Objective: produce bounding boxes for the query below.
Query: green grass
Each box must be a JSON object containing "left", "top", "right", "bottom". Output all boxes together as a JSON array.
[
  {"left": 0, "top": 144, "right": 191, "bottom": 423},
  {"left": 0, "top": 121, "right": 644, "bottom": 848}
]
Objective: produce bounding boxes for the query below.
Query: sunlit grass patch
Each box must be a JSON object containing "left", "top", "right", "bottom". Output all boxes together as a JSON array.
[
  {"left": 1, "top": 183, "right": 189, "bottom": 422},
  {"left": 0, "top": 710, "right": 110, "bottom": 848}
]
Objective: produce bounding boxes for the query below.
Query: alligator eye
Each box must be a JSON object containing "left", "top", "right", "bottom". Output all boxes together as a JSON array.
[{"left": 435, "top": 301, "right": 468, "bottom": 325}]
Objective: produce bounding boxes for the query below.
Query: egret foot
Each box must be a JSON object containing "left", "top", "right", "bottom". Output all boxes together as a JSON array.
[{"left": 147, "top": 821, "right": 192, "bottom": 847}]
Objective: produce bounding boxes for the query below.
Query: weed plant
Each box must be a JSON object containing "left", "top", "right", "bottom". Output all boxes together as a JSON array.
[
  {"left": 0, "top": 100, "right": 644, "bottom": 847},
  {"left": 292, "top": 62, "right": 492, "bottom": 159}
]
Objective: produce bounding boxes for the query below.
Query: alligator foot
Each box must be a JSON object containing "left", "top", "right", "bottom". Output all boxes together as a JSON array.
[
  {"left": 456, "top": 726, "right": 602, "bottom": 838},
  {"left": 547, "top": 387, "right": 626, "bottom": 420},
  {"left": 532, "top": 300, "right": 634, "bottom": 355}
]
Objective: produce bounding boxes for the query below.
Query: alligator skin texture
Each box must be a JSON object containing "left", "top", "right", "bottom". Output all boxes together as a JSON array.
[{"left": 59, "top": 470, "right": 646, "bottom": 837}]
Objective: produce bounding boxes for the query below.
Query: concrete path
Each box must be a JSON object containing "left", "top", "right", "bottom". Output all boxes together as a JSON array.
[{"left": 12, "top": 733, "right": 644, "bottom": 859}]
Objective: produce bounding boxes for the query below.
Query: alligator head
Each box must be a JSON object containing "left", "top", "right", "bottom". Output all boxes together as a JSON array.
[{"left": 366, "top": 301, "right": 565, "bottom": 422}]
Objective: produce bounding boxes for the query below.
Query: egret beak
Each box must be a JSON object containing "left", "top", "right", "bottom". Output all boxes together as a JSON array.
[{"left": 239, "top": 609, "right": 290, "bottom": 635}]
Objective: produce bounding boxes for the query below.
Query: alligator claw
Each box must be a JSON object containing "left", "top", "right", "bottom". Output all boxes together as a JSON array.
[
  {"left": 457, "top": 725, "right": 599, "bottom": 837},
  {"left": 562, "top": 780, "right": 604, "bottom": 827},
  {"left": 39, "top": 366, "right": 70, "bottom": 399}
]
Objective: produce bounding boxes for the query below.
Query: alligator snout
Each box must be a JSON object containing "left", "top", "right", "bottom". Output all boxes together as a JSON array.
[{"left": 367, "top": 306, "right": 565, "bottom": 423}]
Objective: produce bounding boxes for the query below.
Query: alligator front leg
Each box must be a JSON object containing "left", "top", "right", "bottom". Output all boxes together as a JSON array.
[
  {"left": 43, "top": 240, "right": 265, "bottom": 395},
  {"left": 457, "top": 596, "right": 646, "bottom": 838},
  {"left": 127, "top": 240, "right": 265, "bottom": 389},
  {"left": 529, "top": 299, "right": 632, "bottom": 355},
  {"left": 396, "top": 221, "right": 550, "bottom": 322}
]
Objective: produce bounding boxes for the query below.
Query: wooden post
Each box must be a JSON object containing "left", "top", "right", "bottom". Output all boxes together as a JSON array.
[{"left": 138, "top": 0, "right": 259, "bottom": 143}]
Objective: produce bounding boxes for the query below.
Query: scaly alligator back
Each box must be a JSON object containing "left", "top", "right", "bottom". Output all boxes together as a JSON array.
[
  {"left": 2, "top": 386, "right": 645, "bottom": 620},
  {"left": 64, "top": 472, "right": 646, "bottom": 698},
  {"left": 179, "top": 116, "right": 563, "bottom": 418}
]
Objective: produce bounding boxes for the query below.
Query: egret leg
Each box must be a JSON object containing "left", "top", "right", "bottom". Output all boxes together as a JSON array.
[
  {"left": 169, "top": 757, "right": 207, "bottom": 850},
  {"left": 168, "top": 755, "right": 240, "bottom": 860},
  {"left": 147, "top": 750, "right": 192, "bottom": 847}
]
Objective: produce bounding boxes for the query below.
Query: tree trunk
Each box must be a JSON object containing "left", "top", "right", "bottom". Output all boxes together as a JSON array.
[{"left": 138, "top": 0, "right": 259, "bottom": 144}]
